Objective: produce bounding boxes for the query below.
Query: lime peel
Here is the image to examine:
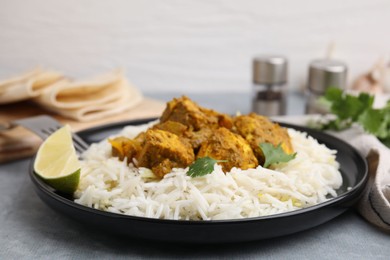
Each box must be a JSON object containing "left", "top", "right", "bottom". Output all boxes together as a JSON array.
[
  {"left": 34, "top": 125, "right": 81, "bottom": 194},
  {"left": 42, "top": 169, "right": 80, "bottom": 194}
]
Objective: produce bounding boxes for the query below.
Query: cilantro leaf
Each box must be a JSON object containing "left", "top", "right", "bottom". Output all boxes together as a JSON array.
[
  {"left": 358, "top": 108, "right": 384, "bottom": 136},
  {"left": 259, "top": 143, "right": 296, "bottom": 168},
  {"left": 187, "top": 157, "right": 227, "bottom": 177}
]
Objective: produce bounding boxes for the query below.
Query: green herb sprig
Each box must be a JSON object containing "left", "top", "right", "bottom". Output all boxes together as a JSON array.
[
  {"left": 187, "top": 157, "right": 227, "bottom": 177},
  {"left": 313, "top": 87, "right": 390, "bottom": 148},
  {"left": 259, "top": 143, "right": 296, "bottom": 168}
]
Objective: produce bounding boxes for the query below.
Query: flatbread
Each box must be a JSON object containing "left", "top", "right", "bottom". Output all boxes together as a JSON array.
[
  {"left": 0, "top": 68, "right": 63, "bottom": 104},
  {"left": 34, "top": 70, "right": 126, "bottom": 108},
  {"left": 34, "top": 70, "right": 143, "bottom": 121}
]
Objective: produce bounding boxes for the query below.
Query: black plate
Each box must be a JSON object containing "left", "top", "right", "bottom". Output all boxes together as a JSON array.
[{"left": 29, "top": 118, "right": 368, "bottom": 243}]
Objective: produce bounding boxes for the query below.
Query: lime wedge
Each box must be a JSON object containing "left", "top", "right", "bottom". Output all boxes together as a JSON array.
[{"left": 34, "top": 125, "right": 81, "bottom": 194}]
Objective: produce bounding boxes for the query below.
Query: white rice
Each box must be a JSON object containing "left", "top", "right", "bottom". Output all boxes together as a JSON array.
[{"left": 74, "top": 123, "right": 342, "bottom": 220}]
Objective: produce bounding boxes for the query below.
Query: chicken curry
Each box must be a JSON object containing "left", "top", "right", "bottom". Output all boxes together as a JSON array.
[{"left": 109, "top": 96, "right": 294, "bottom": 178}]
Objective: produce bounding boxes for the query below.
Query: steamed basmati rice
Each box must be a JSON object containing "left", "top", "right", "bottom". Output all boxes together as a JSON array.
[{"left": 74, "top": 123, "right": 342, "bottom": 220}]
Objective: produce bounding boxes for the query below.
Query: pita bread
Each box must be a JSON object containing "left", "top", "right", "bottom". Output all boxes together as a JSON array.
[
  {"left": 34, "top": 71, "right": 143, "bottom": 121},
  {"left": 34, "top": 70, "right": 128, "bottom": 109},
  {"left": 0, "top": 68, "right": 63, "bottom": 104}
]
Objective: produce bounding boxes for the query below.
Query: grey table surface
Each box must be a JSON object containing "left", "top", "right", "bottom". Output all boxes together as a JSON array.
[{"left": 1, "top": 92, "right": 389, "bottom": 259}]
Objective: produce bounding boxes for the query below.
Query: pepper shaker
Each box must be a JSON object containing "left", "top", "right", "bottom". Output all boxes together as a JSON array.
[
  {"left": 251, "top": 55, "right": 288, "bottom": 116},
  {"left": 305, "top": 59, "right": 348, "bottom": 114}
]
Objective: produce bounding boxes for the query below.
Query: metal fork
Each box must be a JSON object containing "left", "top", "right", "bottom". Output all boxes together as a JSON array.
[{"left": 10, "top": 115, "right": 89, "bottom": 154}]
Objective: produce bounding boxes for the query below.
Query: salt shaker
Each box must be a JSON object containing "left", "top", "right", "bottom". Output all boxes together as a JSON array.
[
  {"left": 251, "top": 55, "right": 288, "bottom": 116},
  {"left": 305, "top": 59, "right": 348, "bottom": 114}
]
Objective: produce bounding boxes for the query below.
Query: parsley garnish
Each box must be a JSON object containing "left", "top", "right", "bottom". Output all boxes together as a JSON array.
[
  {"left": 187, "top": 157, "right": 227, "bottom": 177},
  {"left": 313, "top": 87, "right": 390, "bottom": 148},
  {"left": 260, "top": 143, "right": 296, "bottom": 168}
]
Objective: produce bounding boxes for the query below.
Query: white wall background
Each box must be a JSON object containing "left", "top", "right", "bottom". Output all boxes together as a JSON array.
[{"left": 0, "top": 0, "right": 389, "bottom": 94}]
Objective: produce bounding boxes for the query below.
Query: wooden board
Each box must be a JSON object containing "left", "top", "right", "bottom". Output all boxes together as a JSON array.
[{"left": 0, "top": 98, "right": 166, "bottom": 163}]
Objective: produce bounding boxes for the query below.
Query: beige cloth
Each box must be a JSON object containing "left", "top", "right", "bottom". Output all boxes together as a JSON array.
[
  {"left": 33, "top": 70, "right": 143, "bottom": 121},
  {"left": 274, "top": 115, "right": 390, "bottom": 231},
  {"left": 0, "top": 68, "right": 63, "bottom": 104},
  {"left": 342, "top": 129, "right": 390, "bottom": 231}
]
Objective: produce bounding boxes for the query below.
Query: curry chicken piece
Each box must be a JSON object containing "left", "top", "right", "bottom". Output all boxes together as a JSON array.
[
  {"left": 152, "top": 120, "right": 188, "bottom": 136},
  {"left": 152, "top": 120, "right": 211, "bottom": 150},
  {"left": 158, "top": 96, "right": 233, "bottom": 150},
  {"left": 234, "top": 113, "right": 294, "bottom": 165},
  {"left": 160, "top": 96, "right": 233, "bottom": 131},
  {"left": 197, "top": 128, "right": 258, "bottom": 172},
  {"left": 109, "top": 136, "right": 142, "bottom": 162},
  {"left": 136, "top": 129, "right": 195, "bottom": 178},
  {"left": 185, "top": 127, "right": 213, "bottom": 151}
]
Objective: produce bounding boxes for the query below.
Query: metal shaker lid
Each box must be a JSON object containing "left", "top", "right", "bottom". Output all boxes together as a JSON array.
[
  {"left": 253, "top": 55, "right": 288, "bottom": 84},
  {"left": 308, "top": 59, "right": 348, "bottom": 93}
]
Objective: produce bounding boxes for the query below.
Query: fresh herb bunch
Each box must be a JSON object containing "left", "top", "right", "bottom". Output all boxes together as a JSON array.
[{"left": 314, "top": 87, "right": 390, "bottom": 148}]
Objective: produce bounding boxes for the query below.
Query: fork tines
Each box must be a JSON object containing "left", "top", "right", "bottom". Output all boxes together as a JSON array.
[{"left": 13, "top": 115, "right": 89, "bottom": 154}]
